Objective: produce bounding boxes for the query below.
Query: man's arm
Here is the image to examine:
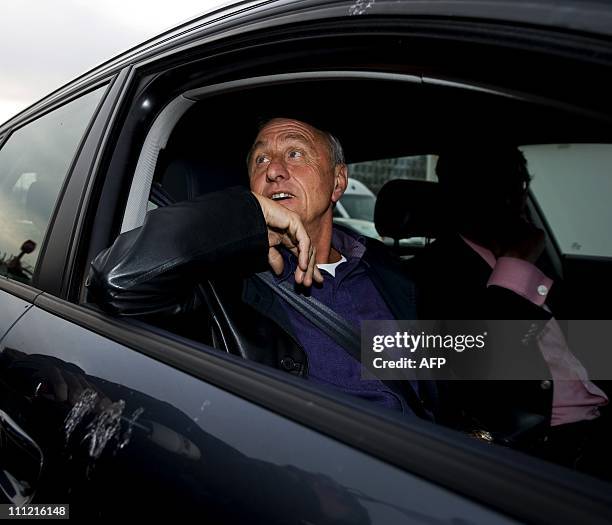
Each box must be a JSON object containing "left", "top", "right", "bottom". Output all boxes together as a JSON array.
[
  {"left": 487, "top": 220, "right": 553, "bottom": 320},
  {"left": 86, "top": 187, "right": 270, "bottom": 317},
  {"left": 87, "top": 187, "right": 322, "bottom": 318}
]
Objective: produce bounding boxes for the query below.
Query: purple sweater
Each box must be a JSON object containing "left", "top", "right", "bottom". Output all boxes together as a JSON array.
[{"left": 275, "top": 229, "right": 413, "bottom": 415}]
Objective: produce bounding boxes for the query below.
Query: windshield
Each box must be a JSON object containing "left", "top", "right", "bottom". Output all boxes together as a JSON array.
[{"left": 340, "top": 194, "right": 376, "bottom": 221}]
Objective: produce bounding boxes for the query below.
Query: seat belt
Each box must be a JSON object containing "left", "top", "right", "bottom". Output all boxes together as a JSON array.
[
  {"left": 256, "top": 272, "right": 362, "bottom": 360},
  {"left": 255, "top": 272, "right": 431, "bottom": 419}
]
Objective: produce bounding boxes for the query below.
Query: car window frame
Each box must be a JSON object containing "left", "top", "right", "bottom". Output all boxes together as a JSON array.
[{"left": 32, "top": 70, "right": 134, "bottom": 298}]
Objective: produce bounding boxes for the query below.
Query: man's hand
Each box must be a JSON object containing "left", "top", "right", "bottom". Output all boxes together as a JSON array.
[
  {"left": 501, "top": 219, "right": 546, "bottom": 264},
  {"left": 252, "top": 193, "right": 323, "bottom": 286}
]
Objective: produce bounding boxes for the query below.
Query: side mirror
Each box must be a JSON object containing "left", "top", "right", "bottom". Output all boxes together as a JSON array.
[{"left": 20, "top": 240, "right": 37, "bottom": 254}]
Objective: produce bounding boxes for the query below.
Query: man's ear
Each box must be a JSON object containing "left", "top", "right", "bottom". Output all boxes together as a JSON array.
[{"left": 331, "top": 164, "right": 348, "bottom": 203}]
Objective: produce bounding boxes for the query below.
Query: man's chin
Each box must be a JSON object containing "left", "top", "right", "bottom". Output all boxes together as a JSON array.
[{"left": 278, "top": 199, "right": 310, "bottom": 224}]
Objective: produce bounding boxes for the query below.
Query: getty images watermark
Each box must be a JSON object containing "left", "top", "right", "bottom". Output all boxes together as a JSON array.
[
  {"left": 372, "top": 329, "right": 487, "bottom": 370},
  {"left": 361, "top": 320, "right": 612, "bottom": 380}
]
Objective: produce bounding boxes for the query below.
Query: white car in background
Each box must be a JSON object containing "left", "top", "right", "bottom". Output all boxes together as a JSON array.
[{"left": 334, "top": 179, "right": 381, "bottom": 239}]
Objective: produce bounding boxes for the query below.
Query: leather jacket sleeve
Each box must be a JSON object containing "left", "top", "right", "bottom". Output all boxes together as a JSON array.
[{"left": 86, "top": 187, "right": 269, "bottom": 317}]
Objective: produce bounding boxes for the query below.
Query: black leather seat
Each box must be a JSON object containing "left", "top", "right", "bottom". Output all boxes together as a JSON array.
[
  {"left": 374, "top": 179, "right": 442, "bottom": 253},
  {"left": 155, "top": 155, "right": 249, "bottom": 203}
]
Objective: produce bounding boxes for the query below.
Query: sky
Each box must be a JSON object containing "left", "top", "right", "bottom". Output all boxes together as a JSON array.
[{"left": 0, "top": 0, "right": 233, "bottom": 125}]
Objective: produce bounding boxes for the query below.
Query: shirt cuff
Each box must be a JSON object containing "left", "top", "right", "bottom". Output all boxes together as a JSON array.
[{"left": 487, "top": 256, "right": 554, "bottom": 306}]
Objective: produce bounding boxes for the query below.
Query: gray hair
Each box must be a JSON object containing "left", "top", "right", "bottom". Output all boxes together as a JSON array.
[{"left": 326, "top": 131, "right": 345, "bottom": 166}]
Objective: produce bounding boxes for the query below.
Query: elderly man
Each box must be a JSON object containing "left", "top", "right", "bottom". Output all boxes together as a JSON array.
[{"left": 88, "top": 118, "right": 433, "bottom": 419}]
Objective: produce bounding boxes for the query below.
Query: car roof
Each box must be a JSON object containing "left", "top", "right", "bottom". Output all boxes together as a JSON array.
[{"left": 2, "top": 0, "right": 612, "bottom": 132}]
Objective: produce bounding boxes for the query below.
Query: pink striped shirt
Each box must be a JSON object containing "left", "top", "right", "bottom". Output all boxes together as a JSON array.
[{"left": 462, "top": 236, "right": 608, "bottom": 426}]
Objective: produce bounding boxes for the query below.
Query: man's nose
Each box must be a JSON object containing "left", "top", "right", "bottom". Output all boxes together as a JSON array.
[{"left": 266, "top": 159, "right": 290, "bottom": 182}]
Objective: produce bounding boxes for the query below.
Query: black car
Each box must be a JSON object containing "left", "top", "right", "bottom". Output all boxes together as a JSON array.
[{"left": 1, "top": 0, "right": 612, "bottom": 521}]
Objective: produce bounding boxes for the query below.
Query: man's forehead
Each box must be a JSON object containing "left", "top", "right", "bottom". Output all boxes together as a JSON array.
[{"left": 255, "top": 119, "right": 319, "bottom": 144}]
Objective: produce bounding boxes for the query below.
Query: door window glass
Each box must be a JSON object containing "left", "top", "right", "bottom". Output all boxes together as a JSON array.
[{"left": 0, "top": 86, "right": 106, "bottom": 284}]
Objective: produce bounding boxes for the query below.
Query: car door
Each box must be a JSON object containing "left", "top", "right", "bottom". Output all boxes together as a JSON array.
[
  {"left": 4, "top": 298, "right": 530, "bottom": 523},
  {"left": 0, "top": 81, "right": 516, "bottom": 520}
]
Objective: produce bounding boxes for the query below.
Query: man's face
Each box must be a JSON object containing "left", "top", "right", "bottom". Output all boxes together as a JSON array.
[{"left": 248, "top": 119, "right": 347, "bottom": 231}]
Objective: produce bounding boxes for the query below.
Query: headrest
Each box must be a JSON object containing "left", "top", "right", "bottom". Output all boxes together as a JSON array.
[
  {"left": 374, "top": 179, "right": 441, "bottom": 240},
  {"left": 161, "top": 157, "right": 248, "bottom": 202}
]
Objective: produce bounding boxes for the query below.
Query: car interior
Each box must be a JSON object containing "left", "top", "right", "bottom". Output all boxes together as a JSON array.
[
  {"left": 98, "top": 72, "right": 609, "bottom": 350},
  {"left": 132, "top": 74, "right": 612, "bottom": 312}
]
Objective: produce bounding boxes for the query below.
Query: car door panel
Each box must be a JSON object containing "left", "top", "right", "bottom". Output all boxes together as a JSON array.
[
  {"left": 0, "top": 290, "right": 33, "bottom": 341},
  {"left": 0, "top": 303, "right": 512, "bottom": 523}
]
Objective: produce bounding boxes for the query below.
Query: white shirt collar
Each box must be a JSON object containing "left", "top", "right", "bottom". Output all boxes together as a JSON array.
[{"left": 316, "top": 255, "right": 347, "bottom": 278}]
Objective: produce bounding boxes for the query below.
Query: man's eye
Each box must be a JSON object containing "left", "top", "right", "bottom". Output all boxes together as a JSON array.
[
  {"left": 288, "top": 150, "right": 303, "bottom": 159},
  {"left": 255, "top": 155, "right": 268, "bottom": 165}
]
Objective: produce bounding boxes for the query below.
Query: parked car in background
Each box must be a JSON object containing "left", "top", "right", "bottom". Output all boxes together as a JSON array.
[{"left": 1, "top": 0, "right": 612, "bottom": 521}]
